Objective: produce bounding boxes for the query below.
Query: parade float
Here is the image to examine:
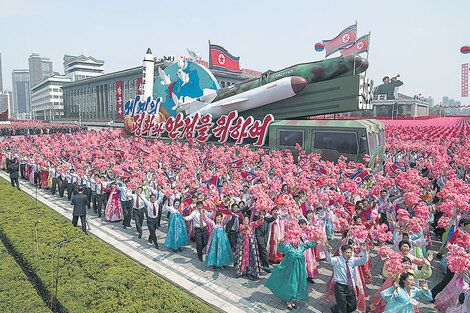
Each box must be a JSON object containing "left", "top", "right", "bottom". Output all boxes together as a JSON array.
[{"left": 122, "top": 47, "right": 383, "bottom": 167}]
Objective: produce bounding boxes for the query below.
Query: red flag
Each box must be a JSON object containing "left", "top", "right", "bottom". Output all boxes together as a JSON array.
[
  {"left": 274, "top": 192, "right": 291, "bottom": 205},
  {"left": 178, "top": 195, "right": 193, "bottom": 214},
  {"left": 119, "top": 168, "right": 132, "bottom": 178},
  {"left": 113, "top": 150, "right": 124, "bottom": 158},
  {"left": 209, "top": 43, "right": 242, "bottom": 73},
  {"left": 322, "top": 24, "right": 357, "bottom": 57},
  {"left": 241, "top": 171, "right": 257, "bottom": 183},
  {"left": 228, "top": 160, "right": 243, "bottom": 168},
  {"left": 60, "top": 150, "right": 71, "bottom": 159},
  {"left": 217, "top": 208, "right": 244, "bottom": 219},
  {"left": 340, "top": 34, "right": 369, "bottom": 56},
  {"left": 312, "top": 162, "right": 327, "bottom": 175},
  {"left": 136, "top": 148, "right": 149, "bottom": 158}
]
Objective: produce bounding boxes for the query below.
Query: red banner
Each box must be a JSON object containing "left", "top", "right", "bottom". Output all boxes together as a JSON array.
[
  {"left": 462, "top": 63, "right": 468, "bottom": 98},
  {"left": 125, "top": 109, "right": 274, "bottom": 147},
  {"left": 137, "top": 77, "right": 143, "bottom": 95},
  {"left": 116, "top": 81, "right": 123, "bottom": 119}
]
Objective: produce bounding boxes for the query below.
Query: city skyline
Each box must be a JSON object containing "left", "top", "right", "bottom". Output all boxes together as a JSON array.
[{"left": 1, "top": 0, "right": 469, "bottom": 105}]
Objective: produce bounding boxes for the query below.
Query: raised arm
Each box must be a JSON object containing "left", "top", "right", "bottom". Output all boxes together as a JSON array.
[
  {"left": 220, "top": 214, "right": 233, "bottom": 227},
  {"left": 201, "top": 211, "right": 215, "bottom": 228}
]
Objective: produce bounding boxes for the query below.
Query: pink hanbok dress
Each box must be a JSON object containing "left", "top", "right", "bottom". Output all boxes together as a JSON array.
[{"left": 104, "top": 188, "right": 123, "bottom": 222}]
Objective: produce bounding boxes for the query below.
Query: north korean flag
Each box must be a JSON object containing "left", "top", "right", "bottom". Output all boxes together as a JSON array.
[
  {"left": 70, "top": 156, "right": 82, "bottom": 164},
  {"left": 241, "top": 171, "right": 257, "bottom": 183},
  {"left": 60, "top": 150, "right": 71, "bottom": 159},
  {"left": 343, "top": 201, "right": 355, "bottom": 218},
  {"left": 274, "top": 192, "right": 291, "bottom": 205},
  {"left": 345, "top": 170, "right": 370, "bottom": 184},
  {"left": 322, "top": 24, "right": 357, "bottom": 57},
  {"left": 217, "top": 208, "right": 244, "bottom": 219},
  {"left": 306, "top": 177, "right": 325, "bottom": 187},
  {"left": 340, "top": 34, "right": 369, "bottom": 56},
  {"left": 170, "top": 154, "right": 181, "bottom": 164},
  {"left": 136, "top": 148, "right": 149, "bottom": 158},
  {"left": 119, "top": 168, "right": 132, "bottom": 178},
  {"left": 113, "top": 150, "right": 124, "bottom": 159},
  {"left": 312, "top": 162, "right": 327, "bottom": 175},
  {"left": 202, "top": 176, "right": 220, "bottom": 193},
  {"left": 178, "top": 195, "right": 194, "bottom": 214},
  {"left": 389, "top": 162, "right": 404, "bottom": 176},
  {"left": 209, "top": 43, "right": 242, "bottom": 74},
  {"left": 129, "top": 146, "right": 138, "bottom": 154},
  {"left": 228, "top": 160, "right": 243, "bottom": 169}
]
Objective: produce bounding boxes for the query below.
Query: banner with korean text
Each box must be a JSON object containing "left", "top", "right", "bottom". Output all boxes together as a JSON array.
[
  {"left": 116, "top": 81, "right": 123, "bottom": 119},
  {"left": 462, "top": 63, "right": 468, "bottom": 97}
]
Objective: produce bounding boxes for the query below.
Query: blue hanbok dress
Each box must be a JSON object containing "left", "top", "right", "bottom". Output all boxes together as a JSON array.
[
  {"left": 163, "top": 204, "right": 188, "bottom": 250},
  {"left": 381, "top": 285, "right": 433, "bottom": 313},
  {"left": 201, "top": 212, "right": 234, "bottom": 267},
  {"left": 265, "top": 241, "right": 318, "bottom": 302}
]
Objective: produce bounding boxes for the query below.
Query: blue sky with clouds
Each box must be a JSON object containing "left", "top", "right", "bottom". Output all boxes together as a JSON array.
[{"left": 1, "top": 0, "right": 469, "bottom": 104}]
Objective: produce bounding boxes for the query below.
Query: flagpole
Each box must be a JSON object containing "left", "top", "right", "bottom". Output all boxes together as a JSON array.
[
  {"left": 353, "top": 20, "right": 358, "bottom": 76},
  {"left": 364, "top": 30, "right": 371, "bottom": 77},
  {"left": 208, "top": 40, "right": 212, "bottom": 69}
]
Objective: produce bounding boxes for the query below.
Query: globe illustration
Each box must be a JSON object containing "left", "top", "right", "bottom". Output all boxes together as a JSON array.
[{"left": 154, "top": 60, "right": 220, "bottom": 118}]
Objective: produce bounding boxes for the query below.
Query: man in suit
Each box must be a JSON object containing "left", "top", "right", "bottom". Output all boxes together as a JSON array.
[
  {"left": 225, "top": 203, "right": 251, "bottom": 252},
  {"left": 71, "top": 186, "right": 89, "bottom": 234},
  {"left": 7, "top": 158, "right": 20, "bottom": 190},
  {"left": 253, "top": 209, "right": 275, "bottom": 272}
]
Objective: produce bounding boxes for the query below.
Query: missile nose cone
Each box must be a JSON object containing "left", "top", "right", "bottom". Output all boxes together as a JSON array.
[
  {"left": 146, "top": 48, "right": 152, "bottom": 54},
  {"left": 291, "top": 76, "right": 307, "bottom": 94}
]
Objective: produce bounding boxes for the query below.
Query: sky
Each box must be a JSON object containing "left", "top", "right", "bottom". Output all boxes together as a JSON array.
[{"left": 1, "top": 0, "right": 469, "bottom": 105}]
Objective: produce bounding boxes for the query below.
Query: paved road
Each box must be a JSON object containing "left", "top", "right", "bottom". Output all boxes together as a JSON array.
[{"left": 0, "top": 171, "right": 442, "bottom": 313}]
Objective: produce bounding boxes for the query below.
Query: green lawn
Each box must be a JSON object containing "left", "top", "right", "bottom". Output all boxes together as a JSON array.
[{"left": 0, "top": 178, "right": 219, "bottom": 313}]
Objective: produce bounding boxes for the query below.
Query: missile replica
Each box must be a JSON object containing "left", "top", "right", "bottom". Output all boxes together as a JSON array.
[
  {"left": 214, "top": 54, "right": 367, "bottom": 103},
  {"left": 142, "top": 48, "right": 155, "bottom": 101},
  {"left": 175, "top": 76, "right": 307, "bottom": 119},
  {"left": 171, "top": 54, "right": 367, "bottom": 119}
]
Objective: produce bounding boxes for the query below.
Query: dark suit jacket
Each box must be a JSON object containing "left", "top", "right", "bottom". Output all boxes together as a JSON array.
[
  {"left": 225, "top": 206, "right": 250, "bottom": 234},
  {"left": 8, "top": 163, "right": 19, "bottom": 179},
  {"left": 253, "top": 216, "right": 275, "bottom": 245},
  {"left": 71, "top": 193, "right": 88, "bottom": 216}
]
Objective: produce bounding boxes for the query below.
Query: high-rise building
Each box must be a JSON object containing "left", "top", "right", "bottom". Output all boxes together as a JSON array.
[
  {"left": 31, "top": 75, "right": 71, "bottom": 120},
  {"left": 0, "top": 53, "right": 3, "bottom": 92},
  {"left": 11, "top": 70, "right": 31, "bottom": 117},
  {"left": 442, "top": 96, "right": 449, "bottom": 106},
  {"left": 0, "top": 89, "right": 12, "bottom": 116},
  {"left": 29, "top": 53, "right": 53, "bottom": 87},
  {"left": 63, "top": 54, "right": 104, "bottom": 81},
  {"left": 425, "top": 96, "right": 434, "bottom": 106}
]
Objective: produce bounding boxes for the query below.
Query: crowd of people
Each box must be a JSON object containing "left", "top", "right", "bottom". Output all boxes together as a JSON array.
[
  {"left": 0, "top": 121, "right": 86, "bottom": 136},
  {"left": 1, "top": 116, "right": 470, "bottom": 312}
]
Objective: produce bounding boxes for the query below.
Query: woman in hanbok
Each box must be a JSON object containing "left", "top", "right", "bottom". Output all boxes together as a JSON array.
[
  {"left": 163, "top": 199, "right": 188, "bottom": 252},
  {"left": 313, "top": 206, "right": 332, "bottom": 260},
  {"left": 201, "top": 210, "right": 233, "bottom": 269},
  {"left": 265, "top": 236, "right": 317, "bottom": 310},
  {"left": 104, "top": 183, "right": 123, "bottom": 222},
  {"left": 298, "top": 219, "right": 319, "bottom": 282},
  {"left": 434, "top": 274, "right": 470, "bottom": 313},
  {"left": 234, "top": 214, "right": 264, "bottom": 280},
  {"left": 369, "top": 255, "right": 433, "bottom": 313},
  {"left": 40, "top": 166, "right": 49, "bottom": 189},
  {"left": 381, "top": 272, "right": 433, "bottom": 313}
]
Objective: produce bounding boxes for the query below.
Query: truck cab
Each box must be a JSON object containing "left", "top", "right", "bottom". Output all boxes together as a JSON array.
[{"left": 267, "top": 119, "right": 385, "bottom": 167}]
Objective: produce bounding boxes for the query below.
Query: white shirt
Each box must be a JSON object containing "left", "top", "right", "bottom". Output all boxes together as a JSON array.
[
  {"left": 184, "top": 209, "right": 215, "bottom": 228},
  {"left": 131, "top": 193, "right": 146, "bottom": 209},
  {"left": 145, "top": 199, "right": 159, "bottom": 218},
  {"left": 116, "top": 184, "right": 131, "bottom": 201}
]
